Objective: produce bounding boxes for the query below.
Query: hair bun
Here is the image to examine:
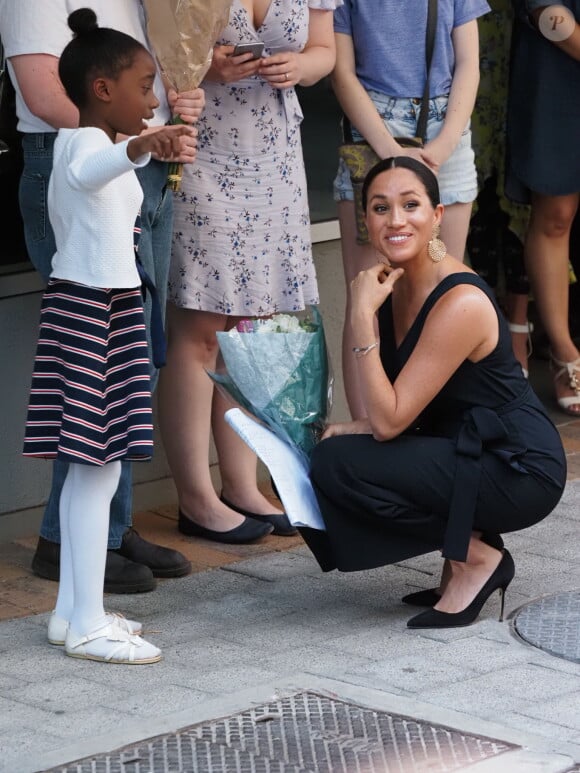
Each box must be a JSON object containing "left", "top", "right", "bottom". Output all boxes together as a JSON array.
[{"left": 68, "top": 8, "right": 98, "bottom": 36}]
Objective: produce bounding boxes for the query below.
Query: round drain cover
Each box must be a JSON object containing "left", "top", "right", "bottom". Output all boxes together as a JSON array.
[{"left": 513, "top": 591, "right": 580, "bottom": 664}]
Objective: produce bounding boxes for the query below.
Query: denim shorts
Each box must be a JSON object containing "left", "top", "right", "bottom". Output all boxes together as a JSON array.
[{"left": 334, "top": 91, "right": 477, "bottom": 207}]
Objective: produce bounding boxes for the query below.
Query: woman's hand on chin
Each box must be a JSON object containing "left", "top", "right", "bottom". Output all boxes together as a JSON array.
[{"left": 351, "top": 264, "right": 404, "bottom": 318}]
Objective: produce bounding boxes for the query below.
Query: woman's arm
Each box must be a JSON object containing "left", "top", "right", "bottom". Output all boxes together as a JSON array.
[
  {"left": 529, "top": 5, "right": 580, "bottom": 60},
  {"left": 349, "top": 266, "right": 498, "bottom": 441},
  {"left": 9, "top": 53, "right": 79, "bottom": 128},
  {"left": 420, "top": 20, "right": 481, "bottom": 173},
  {"left": 259, "top": 9, "right": 336, "bottom": 88},
  {"left": 330, "top": 33, "right": 401, "bottom": 158}
]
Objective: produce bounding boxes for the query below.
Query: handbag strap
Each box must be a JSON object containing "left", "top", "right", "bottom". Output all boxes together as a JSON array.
[{"left": 342, "top": 0, "right": 438, "bottom": 145}]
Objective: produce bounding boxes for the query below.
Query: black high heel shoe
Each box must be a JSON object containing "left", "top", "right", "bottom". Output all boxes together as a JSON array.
[
  {"left": 219, "top": 494, "right": 298, "bottom": 537},
  {"left": 178, "top": 509, "right": 273, "bottom": 544},
  {"left": 406, "top": 549, "right": 515, "bottom": 629},
  {"left": 401, "top": 533, "right": 505, "bottom": 608}
]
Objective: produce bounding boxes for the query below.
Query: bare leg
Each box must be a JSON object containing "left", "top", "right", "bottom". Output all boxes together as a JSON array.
[
  {"left": 434, "top": 537, "right": 503, "bottom": 614},
  {"left": 159, "top": 305, "right": 282, "bottom": 530},
  {"left": 434, "top": 530, "right": 491, "bottom": 596},
  {"left": 525, "top": 192, "right": 580, "bottom": 410},
  {"left": 337, "top": 200, "right": 380, "bottom": 420},
  {"left": 158, "top": 305, "right": 246, "bottom": 531},
  {"left": 212, "top": 372, "right": 283, "bottom": 515},
  {"left": 505, "top": 291, "right": 532, "bottom": 376},
  {"left": 440, "top": 201, "right": 472, "bottom": 263}
]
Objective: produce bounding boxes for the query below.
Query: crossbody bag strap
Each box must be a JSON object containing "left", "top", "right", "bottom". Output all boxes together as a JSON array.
[
  {"left": 417, "top": 0, "right": 437, "bottom": 142},
  {"left": 342, "top": 0, "right": 437, "bottom": 146},
  {"left": 415, "top": 0, "right": 438, "bottom": 143}
]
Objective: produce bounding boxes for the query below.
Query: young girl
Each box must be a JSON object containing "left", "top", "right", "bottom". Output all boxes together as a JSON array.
[{"left": 22, "top": 8, "right": 195, "bottom": 664}]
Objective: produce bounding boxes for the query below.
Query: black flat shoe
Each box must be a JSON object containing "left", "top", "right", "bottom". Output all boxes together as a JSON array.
[
  {"left": 113, "top": 527, "right": 191, "bottom": 578},
  {"left": 407, "top": 549, "right": 515, "bottom": 629},
  {"left": 401, "top": 532, "right": 505, "bottom": 607},
  {"left": 178, "top": 509, "right": 273, "bottom": 544},
  {"left": 219, "top": 493, "right": 298, "bottom": 536},
  {"left": 31, "top": 535, "right": 157, "bottom": 593}
]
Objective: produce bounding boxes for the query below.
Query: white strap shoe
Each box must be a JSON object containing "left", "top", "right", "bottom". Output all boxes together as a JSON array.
[
  {"left": 508, "top": 321, "right": 533, "bottom": 379},
  {"left": 65, "top": 618, "right": 161, "bottom": 664},
  {"left": 48, "top": 610, "right": 142, "bottom": 646},
  {"left": 551, "top": 354, "right": 580, "bottom": 416}
]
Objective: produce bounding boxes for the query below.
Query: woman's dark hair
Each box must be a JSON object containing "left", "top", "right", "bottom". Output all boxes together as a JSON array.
[
  {"left": 58, "top": 8, "right": 148, "bottom": 108},
  {"left": 361, "top": 156, "right": 441, "bottom": 211}
]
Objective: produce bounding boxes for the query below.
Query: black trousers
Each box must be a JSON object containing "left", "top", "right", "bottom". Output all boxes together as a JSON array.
[{"left": 306, "top": 433, "right": 562, "bottom": 573}]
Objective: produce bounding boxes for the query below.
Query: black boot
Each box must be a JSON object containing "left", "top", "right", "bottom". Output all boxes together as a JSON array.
[
  {"left": 112, "top": 527, "right": 192, "bottom": 578},
  {"left": 31, "top": 536, "right": 157, "bottom": 593}
]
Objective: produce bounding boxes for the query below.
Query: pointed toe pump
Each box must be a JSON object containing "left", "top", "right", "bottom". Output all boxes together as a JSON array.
[
  {"left": 407, "top": 549, "right": 515, "bottom": 629},
  {"left": 401, "top": 533, "right": 505, "bottom": 608}
]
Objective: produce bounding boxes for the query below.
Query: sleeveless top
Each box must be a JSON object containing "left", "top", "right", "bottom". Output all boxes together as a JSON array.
[{"left": 378, "top": 272, "right": 566, "bottom": 560}]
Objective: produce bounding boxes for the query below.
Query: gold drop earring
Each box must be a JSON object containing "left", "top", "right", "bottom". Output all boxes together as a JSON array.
[{"left": 428, "top": 224, "right": 447, "bottom": 263}]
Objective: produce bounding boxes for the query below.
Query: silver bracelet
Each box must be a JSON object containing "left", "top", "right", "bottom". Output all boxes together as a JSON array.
[{"left": 352, "top": 341, "right": 379, "bottom": 357}]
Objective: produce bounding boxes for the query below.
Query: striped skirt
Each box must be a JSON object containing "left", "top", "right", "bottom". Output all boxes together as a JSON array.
[{"left": 23, "top": 280, "right": 154, "bottom": 465}]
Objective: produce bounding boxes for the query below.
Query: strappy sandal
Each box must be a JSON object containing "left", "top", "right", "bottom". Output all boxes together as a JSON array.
[
  {"left": 48, "top": 610, "right": 142, "bottom": 646},
  {"left": 550, "top": 354, "right": 580, "bottom": 416},
  {"left": 65, "top": 618, "right": 161, "bottom": 664},
  {"left": 508, "top": 321, "right": 533, "bottom": 378}
]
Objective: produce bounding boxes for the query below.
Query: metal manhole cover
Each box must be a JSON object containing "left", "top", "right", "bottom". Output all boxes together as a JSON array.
[
  {"left": 513, "top": 591, "right": 580, "bottom": 664},
  {"left": 42, "top": 691, "right": 516, "bottom": 772}
]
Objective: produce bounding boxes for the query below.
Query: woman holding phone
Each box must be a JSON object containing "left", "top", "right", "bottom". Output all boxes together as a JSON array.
[{"left": 159, "top": 0, "right": 341, "bottom": 543}]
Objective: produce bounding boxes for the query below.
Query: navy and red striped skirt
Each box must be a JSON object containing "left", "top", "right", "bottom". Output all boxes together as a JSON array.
[{"left": 23, "top": 280, "right": 153, "bottom": 465}]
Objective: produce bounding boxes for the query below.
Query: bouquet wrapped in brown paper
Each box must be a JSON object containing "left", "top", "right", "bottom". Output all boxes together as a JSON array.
[{"left": 142, "top": 0, "right": 233, "bottom": 190}]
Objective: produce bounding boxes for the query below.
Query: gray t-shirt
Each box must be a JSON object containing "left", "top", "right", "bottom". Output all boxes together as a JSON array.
[{"left": 334, "top": 0, "right": 490, "bottom": 98}]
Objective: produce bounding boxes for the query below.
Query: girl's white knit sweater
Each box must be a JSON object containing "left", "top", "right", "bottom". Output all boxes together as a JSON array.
[{"left": 48, "top": 126, "right": 150, "bottom": 289}]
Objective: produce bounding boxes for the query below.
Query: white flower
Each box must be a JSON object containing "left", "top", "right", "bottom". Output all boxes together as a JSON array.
[
  {"left": 275, "top": 314, "right": 302, "bottom": 333},
  {"left": 255, "top": 318, "right": 279, "bottom": 333}
]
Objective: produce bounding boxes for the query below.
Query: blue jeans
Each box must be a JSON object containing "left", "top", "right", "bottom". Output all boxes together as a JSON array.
[
  {"left": 20, "top": 133, "right": 173, "bottom": 548},
  {"left": 334, "top": 92, "right": 477, "bottom": 207}
]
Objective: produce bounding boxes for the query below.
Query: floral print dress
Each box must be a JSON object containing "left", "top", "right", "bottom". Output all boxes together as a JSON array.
[{"left": 168, "top": 0, "right": 340, "bottom": 316}]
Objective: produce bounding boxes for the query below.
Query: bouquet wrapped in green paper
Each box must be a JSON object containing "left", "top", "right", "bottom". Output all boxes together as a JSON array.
[
  {"left": 142, "top": 0, "right": 233, "bottom": 190},
  {"left": 209, "top": 307, "right": 333, "bottom": 463}
]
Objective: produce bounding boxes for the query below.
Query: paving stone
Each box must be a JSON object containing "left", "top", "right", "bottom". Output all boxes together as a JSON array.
[
  {"left": 500, "top": 711, "right": 580, "bottom": 745},
  {"left": 0, "top": 729, "right": 65, "bottom": 773},
  {"left": 100, "top": 683, "right": 208, "bottom": 718},
  {"left": 5, "top": 674, "right": 128, "bottom": 713},
  {"left": 347, "top": 652, "right": 481, "bottom": 694},
  {"left": 515, "top": 691, "right": 580, "bottom": 730},
  {"left": 222, "top": 551, "right": 321, "bottom": 581},
  {"left": 420, "top": 663, "right": 580, "bottom": 727},
  {"left": 156, "top": 661, "right": 278, "bottom": 694},
  {"left": 435, "top": 634, "right": 532, "bottom": 674}
]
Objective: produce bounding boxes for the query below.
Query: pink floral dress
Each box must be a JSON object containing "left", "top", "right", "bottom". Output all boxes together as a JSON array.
[{"left": 168, "top": 0, "right": 340, "bottom": 316}]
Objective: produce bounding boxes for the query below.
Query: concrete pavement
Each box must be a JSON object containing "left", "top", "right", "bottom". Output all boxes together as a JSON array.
[{"left": 1, "top": 478, "right": 579, "bottom": 772}]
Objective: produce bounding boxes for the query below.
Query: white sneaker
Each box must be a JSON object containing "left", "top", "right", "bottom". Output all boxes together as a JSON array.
[
  {"left": 65, "top": 618, "right": 161, "bottom": 664},
  {"left": 48, "top": 610, "right": 142, "bottom": 646}
]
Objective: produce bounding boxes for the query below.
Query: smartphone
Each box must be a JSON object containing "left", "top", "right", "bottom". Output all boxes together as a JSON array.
[{"left": 232, "top": 42, "right": 265, "bottom": 60}]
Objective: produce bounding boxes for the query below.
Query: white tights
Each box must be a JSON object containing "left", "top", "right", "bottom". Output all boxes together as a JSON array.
[{"left": 54, "top": 461, "right": 122, "bottom": 636}]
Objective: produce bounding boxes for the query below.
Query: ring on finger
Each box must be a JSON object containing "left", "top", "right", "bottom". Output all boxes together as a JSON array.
[{"left": 284, "top": 72, "right": 289, "bottom": 81}]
